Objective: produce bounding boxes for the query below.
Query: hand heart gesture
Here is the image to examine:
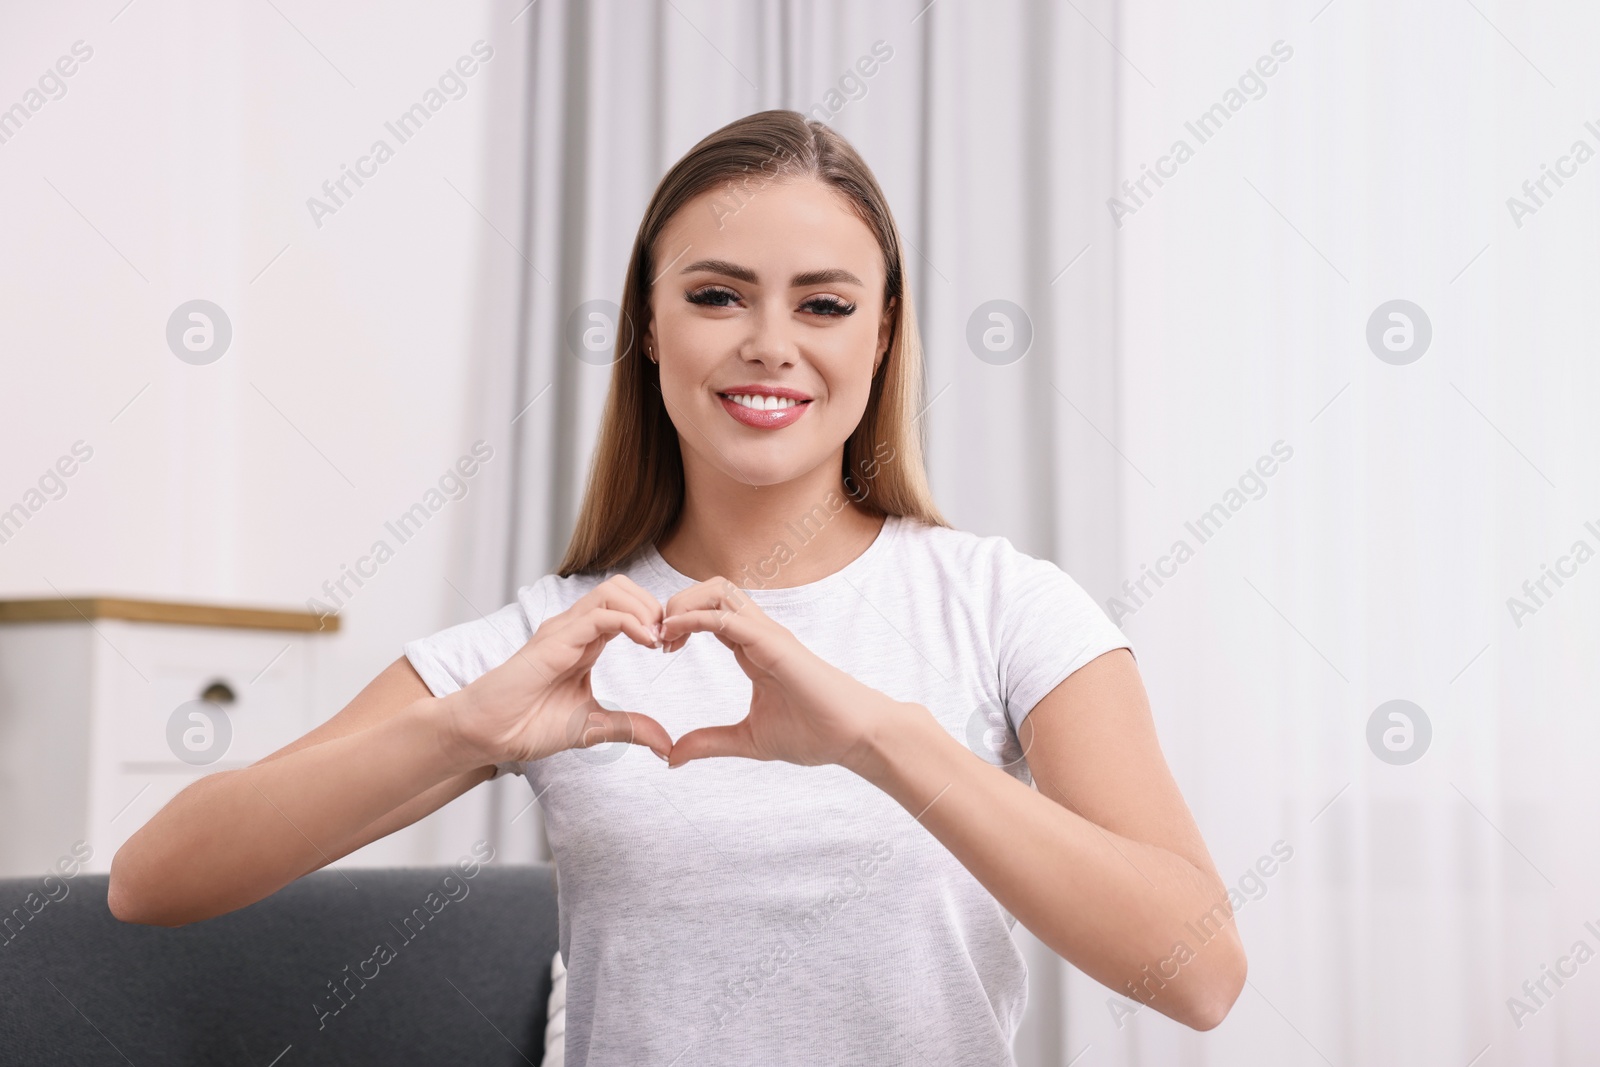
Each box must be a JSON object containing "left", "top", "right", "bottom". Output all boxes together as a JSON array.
[{"left": 657, "top": 576, "right": 900, "bottom": 774}]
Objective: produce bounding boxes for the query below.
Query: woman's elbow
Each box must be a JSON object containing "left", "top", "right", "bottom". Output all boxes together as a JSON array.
[
  {"left": 107, "top": 848, "right": 184, "bottom": 927},
  {"left": 106, "top": 858, "right": 150, "bottom": 925},
  {"left": 1186, "top": 937, "right": 1248, "bottom": 1031}
]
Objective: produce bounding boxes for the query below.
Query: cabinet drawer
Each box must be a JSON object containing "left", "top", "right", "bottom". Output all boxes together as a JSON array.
[
  {"left": 0, "top": 599, "right": 333, "bottom": 879},
  {"left": 104, "top": 623, "right": 312, "bottom": 768}
]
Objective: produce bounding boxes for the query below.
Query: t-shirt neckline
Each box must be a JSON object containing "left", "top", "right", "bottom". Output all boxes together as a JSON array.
[{"left": 641, "top": 512, "right": 904, "bottom": 607}]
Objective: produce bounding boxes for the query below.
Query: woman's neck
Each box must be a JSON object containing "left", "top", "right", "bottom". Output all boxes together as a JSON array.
[{"left": 656, "top": 468, "right": 886, "bottom": 590}]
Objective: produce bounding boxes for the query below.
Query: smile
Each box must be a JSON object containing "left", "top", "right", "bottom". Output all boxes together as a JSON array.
[{"left": 716, "top": 386, "right": 812, "bottom": 429}]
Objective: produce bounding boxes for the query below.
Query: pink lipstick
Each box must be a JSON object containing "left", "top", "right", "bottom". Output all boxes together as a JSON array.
[{"left": 716, "top": 385, "right": 813, "bottom": 429}]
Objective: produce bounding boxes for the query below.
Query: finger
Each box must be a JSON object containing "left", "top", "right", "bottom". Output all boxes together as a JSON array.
[
  {"left": 667, "top": 721, "right": 754, "bottom": 768},
  {"left": 555, "top": 607, "right": 660, "bottom": 652},
  {"left": 599, "top": 574, "right": 666, "bottom": 630},
  {"left": 662, "top": 575, "right": 760, "bottom": 624},
  {"left": 556, "top": 576, "right": 661, "bottom": 642},
  {"left": 586, "top": 576, "right": 665, "bottom": 637},
  {"left": 568, "top": 704, "right": 674, "bottom": 761},
  {"left": 659, "top": 606, "right": 765, "bottom": 650}
]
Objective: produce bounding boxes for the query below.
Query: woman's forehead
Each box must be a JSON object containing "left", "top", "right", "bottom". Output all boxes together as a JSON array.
[{"left": 657, "top": 176, "right": 885, "bottom": 284}]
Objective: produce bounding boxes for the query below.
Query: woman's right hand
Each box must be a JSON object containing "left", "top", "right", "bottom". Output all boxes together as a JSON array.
[{"left": 442, "top": 575, "right": 673, "bottom": 767}]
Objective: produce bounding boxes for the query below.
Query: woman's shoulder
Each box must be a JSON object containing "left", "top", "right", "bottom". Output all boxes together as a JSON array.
[
  {"left": 884, "top": 519, "right": 1085, "bottom": 628},
  {"left": 893, "top": 514, "right": 1054, "bottom": 579},
  {"left": 896, "top": 514, "right": 1125, "bottom": 657}
]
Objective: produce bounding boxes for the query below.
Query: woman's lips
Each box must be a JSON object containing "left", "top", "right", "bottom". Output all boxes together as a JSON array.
[{"left": 717, "top": 393, "right": 812, "bottom": 429}]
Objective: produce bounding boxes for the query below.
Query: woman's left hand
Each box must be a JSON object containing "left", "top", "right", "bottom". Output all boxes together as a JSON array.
[{"left": 658, "top": 576, "right": 903, "bottom": 775}]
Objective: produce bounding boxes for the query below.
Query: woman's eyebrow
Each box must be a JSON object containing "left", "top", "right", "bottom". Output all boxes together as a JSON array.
[{"left": 680, "top": 259, "right": 863, "bottom": 288}]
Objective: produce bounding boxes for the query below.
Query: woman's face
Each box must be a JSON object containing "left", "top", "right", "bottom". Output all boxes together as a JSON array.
[{"left": 645, "top": 174, "right": 895, "bottom": 490}]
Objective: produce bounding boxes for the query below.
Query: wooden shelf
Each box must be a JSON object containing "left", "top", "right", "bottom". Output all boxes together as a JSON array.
[{"left": 0, "top": 597, "right": 339, "bottom": 633}]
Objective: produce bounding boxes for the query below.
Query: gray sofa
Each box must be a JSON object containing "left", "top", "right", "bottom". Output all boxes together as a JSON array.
[{"left": 0, "top": 864, "right": 559, "bottom": 1065}]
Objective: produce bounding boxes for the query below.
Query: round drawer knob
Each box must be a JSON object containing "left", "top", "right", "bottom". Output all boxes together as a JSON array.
[{"left": 200, "top": 680, "right": 236, "bottom": 705}]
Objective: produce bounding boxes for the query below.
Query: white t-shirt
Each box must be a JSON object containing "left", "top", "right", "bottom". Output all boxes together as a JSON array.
[{"left": 403, "top": 513, "right": 1132, "bottom": 1066}]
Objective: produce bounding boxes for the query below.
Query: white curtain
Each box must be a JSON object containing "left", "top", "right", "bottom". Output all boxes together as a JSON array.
[
  {"left": 463, "top": 1, "right": 1119, "bottom": 1062},
  {"left": 1073, "top": 1, "right": 1600, "bottom": 1064}
]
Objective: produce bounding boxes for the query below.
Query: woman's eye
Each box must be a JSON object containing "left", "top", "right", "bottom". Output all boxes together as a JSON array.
[
  {"left": 686, "top": 287, "right": 738, "bottom": 307},
  {"left": 685, "top": 288, "right": 854, "bottom": 317},
  {"left": 802, "top": 296, "right": 855, "bottom": 317}
]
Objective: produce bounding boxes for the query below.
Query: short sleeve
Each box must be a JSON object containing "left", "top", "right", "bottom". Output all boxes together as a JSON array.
[
  {"left": 991, "top": 542, "right": 1133, "bottom": 732},
  {"left": 402, "top": 580, "right": 554, "bottom": 780}
]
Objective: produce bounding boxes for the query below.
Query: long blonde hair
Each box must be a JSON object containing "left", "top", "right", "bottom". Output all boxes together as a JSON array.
[{"left": 557, "top": 109, "right": 947, "bottom": 577}]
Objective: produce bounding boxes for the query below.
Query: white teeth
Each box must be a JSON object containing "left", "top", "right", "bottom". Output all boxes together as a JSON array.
[{"left": 728, "top": 393, "right": 799, "bottom": 410}]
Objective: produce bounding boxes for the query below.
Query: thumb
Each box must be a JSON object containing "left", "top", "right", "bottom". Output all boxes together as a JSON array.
[
  {"left": 666, "top": 721, "right": 752, "bottom": 768},
  {"left": 568, "top": 703, "right": 673, "bottom": 762}
]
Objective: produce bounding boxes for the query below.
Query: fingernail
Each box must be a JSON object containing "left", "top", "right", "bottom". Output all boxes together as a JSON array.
[
  {"left": 653, "top": 749, "right": 669, "bottom": 762},
  {"left": 669, "top": 759, "right": 685, "bottom": 770}
]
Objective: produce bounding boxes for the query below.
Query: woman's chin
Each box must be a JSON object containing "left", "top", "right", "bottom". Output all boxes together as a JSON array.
[{"left": 703, "top": 449, "right": 832, "bottom": 492}]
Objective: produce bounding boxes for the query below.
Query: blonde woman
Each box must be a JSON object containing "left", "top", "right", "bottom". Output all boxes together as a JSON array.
[{"left": 111, "top": 110, "right": 1245, "bottom": 1063}]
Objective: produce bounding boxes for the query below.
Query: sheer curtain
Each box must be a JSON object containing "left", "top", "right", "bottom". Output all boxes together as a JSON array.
[
  {"left": 457, "top": 1, "right": 1119, "bottom": 1062},
  {"left": 1073, "top": 2, "right": 1600, "bottom": 1064}
]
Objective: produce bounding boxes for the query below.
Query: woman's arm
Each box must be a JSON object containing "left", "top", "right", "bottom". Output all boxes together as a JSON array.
[
  {"left": 851, "top": 648, "right": 1246, "bottom": 1031},
  {"left": 107, "top": 658, "right": 491, "bottom": 927},
  {"left": 245, "top": 660, "right": 499, "bottom": 864},
  {"left": 657, "top": 577, "right": 1245, "bottom": 1032},
  {"left": 109, "top": 575, "right": 672, "bottom": 927}
]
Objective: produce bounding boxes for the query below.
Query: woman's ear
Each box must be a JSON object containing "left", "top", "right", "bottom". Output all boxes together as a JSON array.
[{"left": 875, "top": 296, "right": 898, "bottom": 373}]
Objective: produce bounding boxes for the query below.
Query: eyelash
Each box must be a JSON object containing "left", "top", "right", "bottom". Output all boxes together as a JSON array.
[{"left": 685, "top": 286, "right": 856, "bottom": 317}]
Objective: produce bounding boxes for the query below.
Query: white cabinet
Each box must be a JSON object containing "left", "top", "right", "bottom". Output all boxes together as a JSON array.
[{"left": 0, "top": 599, "right": 335, "bottom": 877}]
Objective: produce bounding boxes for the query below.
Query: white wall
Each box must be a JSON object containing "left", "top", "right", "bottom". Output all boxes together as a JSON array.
[{"left": 0, "top": 0, "right": 540, "bottom": 866}]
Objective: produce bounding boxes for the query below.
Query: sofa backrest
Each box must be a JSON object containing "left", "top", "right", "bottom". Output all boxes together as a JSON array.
[{"left": 0, "top": 864, "right": 559, "bottom": 1066}]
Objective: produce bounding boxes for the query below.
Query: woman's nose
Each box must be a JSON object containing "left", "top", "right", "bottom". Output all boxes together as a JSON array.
[{"left": 739, "top": 305, "right": 797, "bottom": 369}]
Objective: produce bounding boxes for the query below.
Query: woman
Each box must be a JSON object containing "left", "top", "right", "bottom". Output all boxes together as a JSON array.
[{"left": 110, "top": 110, "right": 1245, "bottom": 1062}]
